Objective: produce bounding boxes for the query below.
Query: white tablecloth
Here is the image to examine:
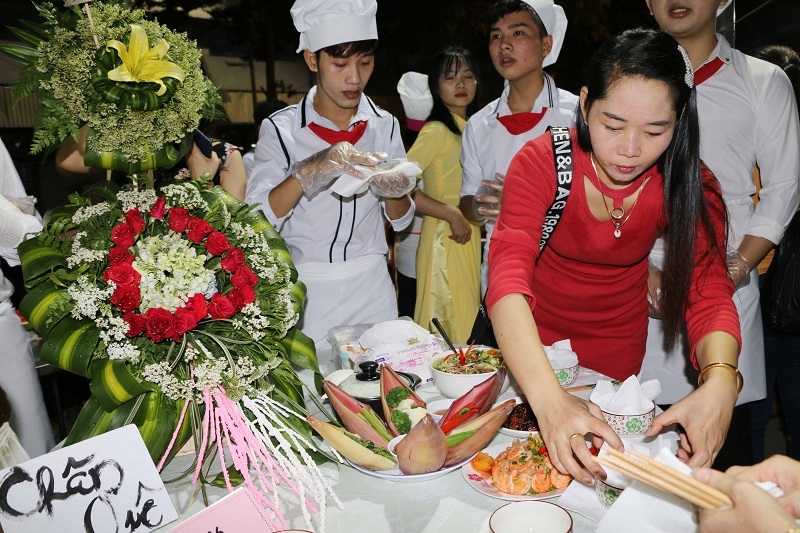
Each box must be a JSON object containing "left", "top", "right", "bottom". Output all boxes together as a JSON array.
[{"left": 157, "top": 360, "right": 611, "bottom": 533}]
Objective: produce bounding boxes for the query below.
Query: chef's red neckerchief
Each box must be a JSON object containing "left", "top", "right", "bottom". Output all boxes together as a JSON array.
[
  {"left": 307, "top": 120, "right": 368, "bottom": 145},
  {"left": 496, "top": 110, "right": 548, "bottom": 135},
  {"left": 694, "top": 57, "right": 725, "bottom": 86}
]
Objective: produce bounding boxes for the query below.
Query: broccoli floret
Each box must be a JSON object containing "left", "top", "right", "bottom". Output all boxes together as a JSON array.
[
  {"left": 385, "top": 386, "right": 410, "bottom": 408},
  {"left": 390, "top": 409, "right": 412, "bottom": 434}
]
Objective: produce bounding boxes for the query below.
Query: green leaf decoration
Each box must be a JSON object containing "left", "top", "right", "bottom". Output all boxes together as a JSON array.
[
  {"left": 39, "top": 317, "right": 99, "bottom": 377},
  {"left": 89, "top": 359, "right": 155, "bottom": 412},
  {"left": 18, "top": 280, "right": 69, "bottom": 335}
]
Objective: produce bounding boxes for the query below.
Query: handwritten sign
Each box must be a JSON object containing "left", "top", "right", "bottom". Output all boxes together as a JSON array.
[
  {"left": 167, "top": 488, "right": 272, "bottom": 532},
  {"left": 0, "top": 425, "right": 178, "bottom": 533}
]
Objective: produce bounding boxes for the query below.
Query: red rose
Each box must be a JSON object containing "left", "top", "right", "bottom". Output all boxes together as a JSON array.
[
  {"left": 228, "top": 285, "right": 256, "bottom": 311},
  {"left": 205, "top": 231, "right": 230, "bottom": 256},
  {"left": 173, "top": 307, "right": 198, "bottom": 341},
  {"left": 110, "top": 284, "right": 141, "bottom": 313},
  {"left": 168, "top": 208, "right": 189, "bottom": 233},
  {"left": 111, "top": 223, "right": 136, "bottom": 248},
  {"left": 144, "top": 307, "right": 176, "bottom": 343},
  {"left": 207, "top": 293, "right": 235, "bottom": 319},
  {"left": 108, "top": 246, "right": 134, "bottom": 265},
  {"left": 104, "top": 262, "right": 141, "bottom": 286},
  {"left": 231, "top": 265, "right": 258, "bottom": 288},
  {"left": 150, "top": 196, "right": 167, "bottom": 219},
  {"left": 221, "top": 247, "right": 245, "bottom": 273},
  {"left": 187, "top": 217, "right": 214, "bottom": 243},
  {"left": 125, "top": 208, "right": 145, "bottom": 234},
  {"left": 123, "top": 312, "right": 147, "bottom": 337},
  {"left": 184, "top": 293, "right": 208, "bottom": 322}
]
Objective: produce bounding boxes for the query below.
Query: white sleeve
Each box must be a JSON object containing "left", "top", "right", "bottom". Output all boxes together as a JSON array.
[
  {"left": 749, "top": 67, "right": 800, "bottom": 243},
  {"left": 0, "top": 141, "right": 41, "bottom": 265},
  {"left": 245, "top": 118, "right": 294, "bottom": 228},
  {"left": 460, "top": 120, "right": 483, "bottom": 197}
]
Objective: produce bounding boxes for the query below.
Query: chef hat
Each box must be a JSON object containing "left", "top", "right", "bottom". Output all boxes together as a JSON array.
[
  {"left": 397, "top": 72, "right": 433, "bottom": 132},
  {"left": 521, "top": 0, "right": 568, "bottom": 67},
  {"left": 717, "top": 0, "right": 732, "bottom": 15},
  {"left": 291, "top": 0, "right": 379, "bottom": 53}
]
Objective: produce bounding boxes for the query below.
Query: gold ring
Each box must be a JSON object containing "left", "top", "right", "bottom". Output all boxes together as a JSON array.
[{"left": 568, "top": 432, "right": 583, "bottom": 445}]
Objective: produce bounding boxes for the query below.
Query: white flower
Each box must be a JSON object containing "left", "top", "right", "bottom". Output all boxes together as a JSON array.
[
  {"left": 107, "top": 341, "right": 141, "bottom": 363},
  {"left": 67, "top": 275, "right": 115, "bottom": 319},
  {"left": 133, "top": 232, "right": 216, "bottom": 312},
  {"left": 117, "top": 188, "right": 158, "bottom": 213},
  {"left": 142, "top": 362, "right": 190, "bottom": 400},
  {"left": 72, "top": 202, "right": 110, "bottom": 224},
  {"left": 67, "top": 231, "right": 107, "bottom": 268},
  {"left": 161, "top": 183, "right": 209, "bottom": 211}
]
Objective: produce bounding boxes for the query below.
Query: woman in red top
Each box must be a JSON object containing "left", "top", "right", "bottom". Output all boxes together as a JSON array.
[{"left": 487, "top": 28, "right": 741, "bottom": 485}]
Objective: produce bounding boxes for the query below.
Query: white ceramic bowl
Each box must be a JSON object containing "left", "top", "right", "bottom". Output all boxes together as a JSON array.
[
  {"left": 489, "top": 501, "right": 573, "bottom": 533},
  {"left": 553, "top": 362, "right": 579, "bottom": 386},
  {"left": 429, "top": 353, "right": 510, "bottom": 399},
  {"left": 426, "top": 398, "right": 455, "bottom": 422},
  {"left": 600, "top": 405, "right": 655, "bottom": 436},
  {"left": 595, "top": 477, "right": 625, "bottom": 508}
]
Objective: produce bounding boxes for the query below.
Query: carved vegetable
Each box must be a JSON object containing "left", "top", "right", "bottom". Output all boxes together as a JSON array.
[
  {"left": 307, "top": 415, "right": 397, "bottom": 471},
  {"left": 394, "top": 414, "right": 448, "bottom": 475}
]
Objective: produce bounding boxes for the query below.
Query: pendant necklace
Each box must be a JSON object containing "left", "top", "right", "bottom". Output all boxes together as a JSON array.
[{"left": 590, "top": 156, "right": 651, "bottom": 239}]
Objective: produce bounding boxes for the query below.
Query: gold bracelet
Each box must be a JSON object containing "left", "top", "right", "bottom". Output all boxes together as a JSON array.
[{"left": 697, "top": 362, "right": 743, "bottom": 393}]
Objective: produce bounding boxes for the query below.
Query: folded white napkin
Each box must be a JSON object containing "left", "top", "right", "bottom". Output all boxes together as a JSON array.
[
  {"left": 597, "top": 448, "right": 695, "bottom": 533},
  {"left": 544, "top": 339, "right": 579, "bottom": 369},
  {"left": 397, "top": 72, "right": 433, "bottom": 121},
  {"left": 591, "top": 375, "right": 661, "bottom": 414},
  {"left": 358, "top": 319, "right": 433, "bottom": 349},
  {"left": 330, "top": 161, "right": 423, "bottom": 197}
]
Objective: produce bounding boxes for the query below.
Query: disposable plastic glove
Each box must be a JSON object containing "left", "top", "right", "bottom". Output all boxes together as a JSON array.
[
  {"left": 291, "top": 142, "right": 387, "bottom": 197},
  {"left": 726, "top": 248, "right": 751, "bottom": 290},
  {"left": 368, "top": 161, "right": 417, "bottom": 198}
]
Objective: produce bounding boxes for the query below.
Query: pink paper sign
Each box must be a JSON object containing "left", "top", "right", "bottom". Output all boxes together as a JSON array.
[{"left": 168, "top": 488, "right": 272, "bottom": 533}]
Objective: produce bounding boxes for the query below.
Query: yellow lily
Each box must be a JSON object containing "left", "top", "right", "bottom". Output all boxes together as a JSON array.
[{"left": 106, "top": 24, "right": 186, "bottom": 96}]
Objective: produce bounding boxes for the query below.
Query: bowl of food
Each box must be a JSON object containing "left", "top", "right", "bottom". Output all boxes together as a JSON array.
[
  {"left": 600, "top": 405, "right": 655, "bottom": 437},
  {"left": 429, "top": 345, "right": 509, "bottom": 399},
  {"left": 425, "top": 398, "right": 455, "bottom": 423},
  {"left": 489, "top": 501, "right": 573, "bottom": 533}
]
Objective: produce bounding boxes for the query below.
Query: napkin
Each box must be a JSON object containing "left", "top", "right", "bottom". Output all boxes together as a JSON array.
[
  {"left": 330, "top": 161, "right": 423, "bottom": 197},
  {"left": 544, "top": 339, "right": 579, "bottom": 369},
  {"left": 596, "top": 447, "right": 696, "bottom": 533},
  {"left": 355, "top": 319, "right": 443, "bottom": 386},
  {"left": 358, "top": 320, "right": 433, "bottom": 349},
  {"left": 591, "top": 375, "right": 661, "bottom": 414}
]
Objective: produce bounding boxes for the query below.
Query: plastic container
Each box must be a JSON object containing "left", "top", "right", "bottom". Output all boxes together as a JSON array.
[{"left": 327, "top": 323, "right": 373, "bottom": 370}]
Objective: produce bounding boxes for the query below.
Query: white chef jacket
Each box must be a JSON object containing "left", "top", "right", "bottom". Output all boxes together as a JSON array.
[
  {"left": 641, "top": 35, "right": 800, "bottom": 405},
  {"left": 246, "top": 87, "right": 415, "bottom": 351},
  {"left": 460, "top": 74, "right": 578, "bottom": 294},
  {"left": 0, "top": 138, "right": 54, "bottom": 457}
]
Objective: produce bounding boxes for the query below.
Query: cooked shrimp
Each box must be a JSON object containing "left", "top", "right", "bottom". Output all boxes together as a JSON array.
[
  {"left": 550, "top": 466, "right": 571, "bottom": 489},
  {"left": 532, "top": 464, "right": 551, "bottom": 493},
  {"left": 492, "top": 463, "right": 533, "bottom": 495}
]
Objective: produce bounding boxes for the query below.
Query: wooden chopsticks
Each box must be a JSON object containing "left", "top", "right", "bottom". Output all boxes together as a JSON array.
[{"left": 593, "top": 448, "right": 733, "bottom": 510}]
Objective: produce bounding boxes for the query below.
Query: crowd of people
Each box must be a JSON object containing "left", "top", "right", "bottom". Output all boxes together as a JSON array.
[{"left": 1, "top": 0, "right": 798, "bottom": 530}]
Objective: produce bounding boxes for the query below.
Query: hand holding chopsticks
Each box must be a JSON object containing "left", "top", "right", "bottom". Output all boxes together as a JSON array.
[{"left": 593, "top": 447, "right": 732, "bottom": 509}]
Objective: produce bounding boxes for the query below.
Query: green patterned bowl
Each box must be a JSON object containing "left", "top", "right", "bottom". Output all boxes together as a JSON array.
[{"left": 553, "top": 363, "right": 578, "bottom": 386}]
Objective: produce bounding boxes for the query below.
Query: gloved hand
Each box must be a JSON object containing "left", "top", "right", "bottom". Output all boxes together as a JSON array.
[
  {"left": 368, "top": 161, "right": 417, "bottom": 198},
  {"left": 291, "top": 142, "right": 387, "bottom": 198},
  {"left": 726, "top": 248, "right": 751, "bottom": 290}
]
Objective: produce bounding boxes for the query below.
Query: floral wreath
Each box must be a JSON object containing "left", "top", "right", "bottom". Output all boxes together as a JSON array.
[{"left": 0, "top": 0, "right": 222, "bottom": 172}]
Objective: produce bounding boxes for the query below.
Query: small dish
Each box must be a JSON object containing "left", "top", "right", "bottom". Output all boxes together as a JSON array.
[
  {"left": 497, "top": 397, "right": 540, "bottom": 439},
  {"left": 489, "top": 501, "right": 573, "bottom": 533},
  {"left": 426, "top": 398, "right": 455, "bottom": 422},
  {"left": 600, "top": 405, "right": 655, "bottom": 436},
  {"left": 429, "top": 347, "right": 510, "bottom": 398},
  {"left": 387, "top": 434, "right": 404, "bottom": 457}
]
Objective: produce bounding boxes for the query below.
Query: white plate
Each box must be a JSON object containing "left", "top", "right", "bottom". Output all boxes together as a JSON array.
[
  {"left": 496, "top": 397, "right": 541, "bottom": 439},
  {"left": 346, "top": 455, "right": 470, "bottom": 483},
  {"left": 461, "top": 442, "right": 570, "bottom": 501}
]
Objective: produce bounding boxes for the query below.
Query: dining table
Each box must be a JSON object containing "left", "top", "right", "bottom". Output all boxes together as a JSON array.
[{"left": 156, "top": 352, "right": 614, "bottom": 533}]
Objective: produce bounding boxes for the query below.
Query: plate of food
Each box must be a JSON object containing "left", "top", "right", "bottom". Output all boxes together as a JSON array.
[
  {"left": 346, "top": 456, "right": 469, "bottom": 483},
  {"left": 462, "top": 436, "right": 572, "bottom": 501},
  {"left": 498, "top": 397, "right": 541, "bottom": 439}
]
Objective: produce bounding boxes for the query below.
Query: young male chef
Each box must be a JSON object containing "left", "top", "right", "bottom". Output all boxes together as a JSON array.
[
  {"left": 246, "top": 0, "right": 417, "bottom": 354},
  {"left": 641, "top": 0, "right": 800, "bottom": 469},
  {"left": 459, "top": 0, "right": 578, "bottom": 297}
]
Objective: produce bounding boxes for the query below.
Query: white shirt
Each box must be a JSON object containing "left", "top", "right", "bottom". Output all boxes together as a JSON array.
[
  {"left": 0, "top": 139, "right": 42, "bottom": 314},
  {"left": 459, "top": 74, "right": 578, "bottom": 292},
  {"left": 246, "top": 86, "right": 414, "bottom": 265},
  {"left": 641, "top": 35, "right": 800, "bottom": 405},
  {"left": 697, "top": 35, "right": 800, "bottom": 246}
]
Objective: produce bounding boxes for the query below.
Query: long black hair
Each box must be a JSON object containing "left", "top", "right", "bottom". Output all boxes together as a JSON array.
[
  {"left": 576, "top": 28, "right": 726, "bottom": 347},
  {"left": 425, "top": 46, "right": 480, "bottom": 136}
]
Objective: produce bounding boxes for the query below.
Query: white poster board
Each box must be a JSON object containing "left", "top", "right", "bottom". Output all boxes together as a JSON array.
[{"left": 0, "top": 424, "right": 178, "bottom": 533}]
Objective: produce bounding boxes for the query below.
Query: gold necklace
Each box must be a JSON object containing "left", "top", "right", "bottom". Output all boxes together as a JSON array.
[{"left": 590, "top": 157, "right": 651, "bottom": 239}]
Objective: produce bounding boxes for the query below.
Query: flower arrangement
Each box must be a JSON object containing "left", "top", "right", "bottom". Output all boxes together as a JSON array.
[
  {"left": 19, "top": 178, "right": 340, "bottom": 530},
  {"left": 0, "top": 0, "right": 222, "bottom": 171}
]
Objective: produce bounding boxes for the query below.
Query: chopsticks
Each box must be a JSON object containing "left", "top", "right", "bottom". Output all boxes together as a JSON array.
[
  {"left": 563, "top": 379, "right": 621, "bottom": 393},
  {"left": 593, "top": 448, "right": 733, "bottom": 510}
]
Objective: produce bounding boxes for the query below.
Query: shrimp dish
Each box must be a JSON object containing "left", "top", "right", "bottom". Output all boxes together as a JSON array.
[{"left": 490, "top": 435, "right": 572, "bottom": 495}]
